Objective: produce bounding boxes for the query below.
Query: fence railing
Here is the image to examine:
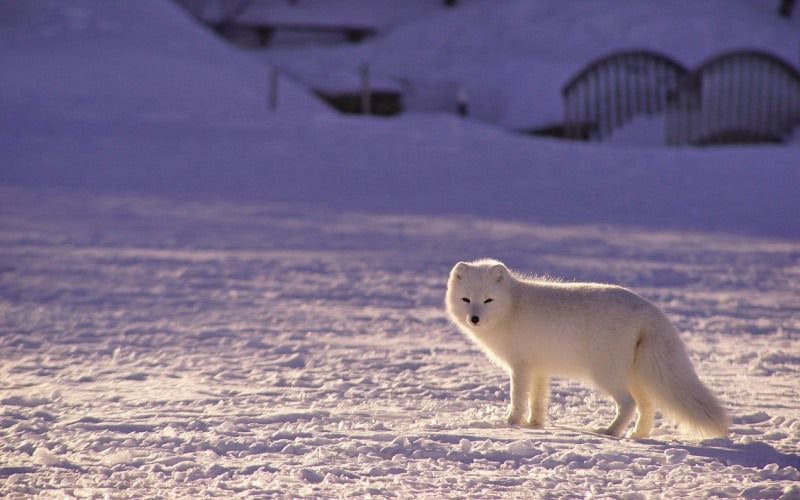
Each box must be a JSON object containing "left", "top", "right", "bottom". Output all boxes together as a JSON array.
[
  {"left": 562, "top": 50, "right": 688, "bottom": 140},
  {"left": 666, "top": 50, "right": 800, "bottom": 145},
  {"left": 562, "top": 49, "right": 800, "bottom": 145}
]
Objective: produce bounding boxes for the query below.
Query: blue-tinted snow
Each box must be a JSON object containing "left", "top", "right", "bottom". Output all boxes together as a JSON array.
[{"left": 1, "top": 1, "right": 799, "bottom": 497}]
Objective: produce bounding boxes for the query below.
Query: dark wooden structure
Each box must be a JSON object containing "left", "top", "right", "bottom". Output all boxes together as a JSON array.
[
  {"left": 209, "top": 21, "right": 375, "bottom": 47},
  {"left": 314, "top": 90, "right": 403, "bottom": 116},
  {"left": 666, "top": 50, "right": 800, "bottom": 145},
  {"left": 175, "top": 0, "right": 378, "bottom": 47},
  {"left": 562, "top": 50, "right": 689, "bottom": 140}
]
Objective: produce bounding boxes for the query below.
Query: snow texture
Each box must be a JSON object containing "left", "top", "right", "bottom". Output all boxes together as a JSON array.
[
  {"left": 1, "top": 0, "right": 799, "bottom": 498},
  {"left": 1, "top": 188, "right": 799, "bottom": 498}
]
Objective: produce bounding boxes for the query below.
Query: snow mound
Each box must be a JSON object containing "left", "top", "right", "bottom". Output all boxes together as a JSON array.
[
  {"left": 32, "top": 448, "right": 68, "bottom": 467},
  {"left": 0, "top": 0, "right": 325, "bottom": 121}
]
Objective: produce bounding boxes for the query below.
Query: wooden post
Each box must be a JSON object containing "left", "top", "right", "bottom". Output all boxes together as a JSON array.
[
  {"left": 268, "top": 67, "right": 279, "bottom": 111},
  {"left": 360, "top": 63, "right": 371, "bottom": 115},
  {"left": 456, "top": 85, "right": 469, "bottom": 117}
]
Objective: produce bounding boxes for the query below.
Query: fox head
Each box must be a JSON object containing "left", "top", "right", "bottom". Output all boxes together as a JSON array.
[{"left": 446, "top": 259, "right": 513, "bottom": 329}]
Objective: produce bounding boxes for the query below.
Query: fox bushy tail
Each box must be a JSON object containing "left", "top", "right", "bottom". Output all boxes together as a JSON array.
[{"left": 634, "top": 313, "right": 730, "bottom": 438}]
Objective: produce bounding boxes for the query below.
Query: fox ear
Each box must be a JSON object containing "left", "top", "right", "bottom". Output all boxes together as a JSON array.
[
  {"left": 491, "top": 263, "right": 508, "bottom": 283},
  {"left": 452, "top": 261, "right": 468, "bottom": 280}
]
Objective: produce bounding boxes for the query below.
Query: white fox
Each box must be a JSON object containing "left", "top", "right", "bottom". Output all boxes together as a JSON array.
[{"left": 445, "top": 259, "right": 729, "bottom": 439}]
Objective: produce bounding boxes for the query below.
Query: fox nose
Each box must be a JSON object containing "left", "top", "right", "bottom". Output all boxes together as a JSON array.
[{"left": 470, "top": 315, "right": 480, "bottom": 325}]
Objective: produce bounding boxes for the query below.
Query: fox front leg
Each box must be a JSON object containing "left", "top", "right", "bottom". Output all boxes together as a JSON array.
[
  {"left": 505, "top": 368, "right": 531, "bottom": 425},
  {"left": 527, "top": 375, "right": 549, "bottom": 429}
]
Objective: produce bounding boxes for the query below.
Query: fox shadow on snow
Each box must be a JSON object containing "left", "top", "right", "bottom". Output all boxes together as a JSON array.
[{"left": 650, "top": 439, "right": 800, "bottom": 469}]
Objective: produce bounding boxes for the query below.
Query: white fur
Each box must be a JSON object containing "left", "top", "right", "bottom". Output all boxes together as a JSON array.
[{"left": 445, "top": 259, "right": 729, "bottom": 439}]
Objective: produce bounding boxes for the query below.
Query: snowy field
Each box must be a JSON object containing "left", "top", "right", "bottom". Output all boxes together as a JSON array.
[
  {"left": 2, "top": 0, "right": 800, "bottom": 498},
  {"left": 1, "top": 188, "right": 799, "bottom": 498}
]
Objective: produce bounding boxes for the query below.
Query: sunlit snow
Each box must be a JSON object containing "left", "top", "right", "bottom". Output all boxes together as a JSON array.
[{"left": 1, "top": 0, "right": 799, "bottom": 497}]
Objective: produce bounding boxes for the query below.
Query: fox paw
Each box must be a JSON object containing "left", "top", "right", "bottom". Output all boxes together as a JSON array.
[
  {"left": 593, "top": 426, "right": 623, "bottom": 437},
  {"left": 505, "top": 409, "right": 525, "bottom": 426},
  {"left": 525, "top": 418, "right": 545, "bottom": 429},
  {"left": 626, "top": 429, "right": 651, "bottom": 439}
]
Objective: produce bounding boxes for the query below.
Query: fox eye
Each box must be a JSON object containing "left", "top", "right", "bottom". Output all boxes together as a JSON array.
[
  {"left": 461, "top": 298, "right": 470, "bottom": 303},
  {"left": 484, "top": 298, "right": 494, "bottom": 304}
]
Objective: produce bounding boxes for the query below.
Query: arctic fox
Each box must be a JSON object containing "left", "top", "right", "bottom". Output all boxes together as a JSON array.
[{"left": 445, "top": 259, "right": 729, "bottom": 439}]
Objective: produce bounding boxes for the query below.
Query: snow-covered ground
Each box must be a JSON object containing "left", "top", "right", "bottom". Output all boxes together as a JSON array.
[
  {"left": 2, "top": 188, "right": 799, "bottom": 498},
  {"left": 1, "top": 0, "right": 799, "bottom": 497}
]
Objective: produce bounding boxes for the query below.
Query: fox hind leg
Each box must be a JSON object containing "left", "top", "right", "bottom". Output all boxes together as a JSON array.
[
  {"left": 601, "top": 389, "right": 636, "bottom": 437},
  {"left": 629, "top": 385, "right": 654, "bottom": 438}
]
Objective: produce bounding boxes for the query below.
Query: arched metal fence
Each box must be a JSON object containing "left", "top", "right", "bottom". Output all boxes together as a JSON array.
[
  {"left": 666, "top": 50, "right": 800, "bottom": 145},
  {"left": 562, "top": 50, "right": 688, "bottom": 140},
  {"left": 562, "top": 49, "right": 800, "bottom": 145}
]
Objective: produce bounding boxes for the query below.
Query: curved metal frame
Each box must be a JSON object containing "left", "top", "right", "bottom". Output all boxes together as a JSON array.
[
  {"left": 561, "top": 50, "right": 688, "bottom": 140},
  {"left": 667, "top": 50, "right": 800, "bottom": 145}
]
